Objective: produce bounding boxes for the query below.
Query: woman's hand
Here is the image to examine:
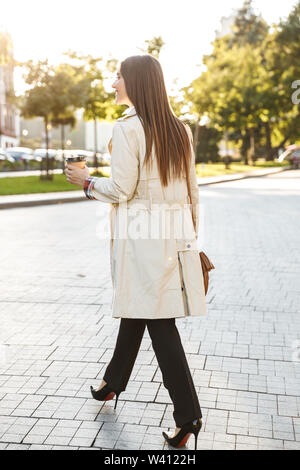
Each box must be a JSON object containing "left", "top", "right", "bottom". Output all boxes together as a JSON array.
[{"left": 65, "top": 164, "right": 90, "bottom": 187}]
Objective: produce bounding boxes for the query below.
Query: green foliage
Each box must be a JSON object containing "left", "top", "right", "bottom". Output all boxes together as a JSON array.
[
  {"left": 229, "top": 0, "right": 269, "bottom": 46},
  {"left": 196, "top": 126, "right": 222, "bottom": 163},
  {"left": 64, "top": 51, "right": 123, "bottom": 123},
  {"left": 189, "top": 42, "right": 265, "bottom": 129},
  {"left": 262, "top": 1, "right": 300, "bottom": 150},
  {"left": 139, "top": 36, "right": 165, "bottom": 59},
  {"left": 20, "top": 61, "right": 55, "bottom": 120},
  {"left": 195, "top": 160, "right": 289, "bottom": 177},
  {"left": 20, "top": 60, "right": 90, "bottom": 121},
  {"left": 183, "top": 0, "right": 300, "bottom": 163}
]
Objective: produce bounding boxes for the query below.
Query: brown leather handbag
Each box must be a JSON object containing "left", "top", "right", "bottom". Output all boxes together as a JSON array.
[
  {"left": 186, "top": 160, "right": 215, "bottom": 296},
  {"left": 198, "top": 250, "right": 215, "bottom": 295}
]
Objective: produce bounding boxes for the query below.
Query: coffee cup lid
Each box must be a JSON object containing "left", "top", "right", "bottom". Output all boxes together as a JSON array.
[{"left": 66, "top": 156, "right": 87, "bottom": 162}]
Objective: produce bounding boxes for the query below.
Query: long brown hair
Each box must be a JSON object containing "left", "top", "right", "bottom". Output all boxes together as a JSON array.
[{"left": 120, "top": 55, "right": 192, "bottom": 187}]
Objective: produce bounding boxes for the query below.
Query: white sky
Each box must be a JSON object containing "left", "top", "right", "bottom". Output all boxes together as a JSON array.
[{"left": 0, "top": 0, "right": 297, "bottom": 94}]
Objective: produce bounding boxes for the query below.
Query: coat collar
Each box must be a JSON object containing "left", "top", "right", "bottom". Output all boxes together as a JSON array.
[
  {"left": 109, "top": 106, "right": 136, "bottom": 154},
  {"left": 117, "top": 106, "right": 136, "bottom": 121}
]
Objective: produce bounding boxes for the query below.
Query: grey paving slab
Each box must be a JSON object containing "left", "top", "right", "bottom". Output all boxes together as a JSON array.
[{"left": 0, "top": 170, "right": 299, "bottom": 450}]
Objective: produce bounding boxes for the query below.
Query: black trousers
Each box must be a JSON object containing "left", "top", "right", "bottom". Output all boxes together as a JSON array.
[{"left": 103, "top": 318, "right": 202, "bottom": 427}]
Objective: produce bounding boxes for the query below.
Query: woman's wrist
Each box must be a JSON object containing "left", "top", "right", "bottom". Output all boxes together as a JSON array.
[
  {"left": 84, "top": 177, "right": 91, "bottom": 192},
  {"left": 84, "top": 176, "right": 98, "bottom": 200}
]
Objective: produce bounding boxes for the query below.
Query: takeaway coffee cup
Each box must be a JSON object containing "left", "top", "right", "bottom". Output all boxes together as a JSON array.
[{"left": 66, "top": 155, "right": 87, "bottom": 169}]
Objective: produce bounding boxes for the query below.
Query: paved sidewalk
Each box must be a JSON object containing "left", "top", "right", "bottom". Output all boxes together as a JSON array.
[
  {"left": 0, "top": 167, "right": 110, "bottom": 179},
  {"left": 0, "top": 170, "right": 299, "bottom": 450},
  {"left": 0, "top": 166, "right": 290, "bottom": 210},
  {"left": 0, "top": 169, "right": 63, "bottom": 178},
  {"left": 0, "top": 190, "right": 85, "bottom": 209}
]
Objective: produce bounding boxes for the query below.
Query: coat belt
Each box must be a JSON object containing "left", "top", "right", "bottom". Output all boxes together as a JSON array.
[{"left": 126, "top": 197, "right": 190, "bottom": 209}]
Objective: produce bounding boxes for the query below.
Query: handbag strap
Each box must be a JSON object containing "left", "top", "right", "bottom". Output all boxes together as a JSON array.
[
  {"left": 185, "top": 128, "right": 197, "bottom": 233},
  {"left": 185, "top": 129, "right": 215, "bottom": 273}
]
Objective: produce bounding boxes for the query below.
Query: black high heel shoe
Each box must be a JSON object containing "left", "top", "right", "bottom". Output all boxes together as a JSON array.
[
  {"left": 162, "top": 418, "right": 202, "bottom": 450},
  {"left": 90, "top": 383, "right": 121, "bottom": 410}
]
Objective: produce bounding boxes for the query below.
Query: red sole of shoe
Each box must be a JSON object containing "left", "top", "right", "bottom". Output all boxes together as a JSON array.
[
  {"left": 104, "top": 392, "right": 115, "bottom": 401},
  {"left": 178, "top": 433, "right": 191, "bottom": 448}
]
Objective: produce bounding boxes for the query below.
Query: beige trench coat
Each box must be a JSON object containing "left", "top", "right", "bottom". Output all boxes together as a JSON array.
[{"left": 90, "top": 106, "right": 207, "bottom": 319}]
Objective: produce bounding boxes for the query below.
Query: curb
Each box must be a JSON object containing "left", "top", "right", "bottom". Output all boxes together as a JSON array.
[
  {"left": 0, "top": 195, "right": 86, "bottom": 210},
  {"left": 197, "top": 165, "right": 291, "bottom": 186},
  {"left": 0, "top": 166, "right": 292, "bottom": 210}
]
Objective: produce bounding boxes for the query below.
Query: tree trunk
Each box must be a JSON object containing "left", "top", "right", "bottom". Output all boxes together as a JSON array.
[
  {"left": 224, "top": 130, "right": 229, "bottom": 154},
  {"left": 193, "top": 119, "right": 200, "bottom": 162},
  {"left": 269, "top": 135, "right": 290, "bottom": 160},
  {"left": 247, "top": 127, "right": 255, "bottom": 165},
  {"left": 45, "top": 118, "right": 49, "bottom": 177},
  {"left": 41, "top": 116, "right": 52, "bottom": 180},
  {"left": 223, "top": 131, "right": 231, "bottom": 169},
  {"left": 94, "top": 118, "right": 98, "bottom": 169},
  {"left": 61, "top": 124, "right": 65, "bottom": 172},
  {"left": 265, "top": 121, "right": 274, "bottom": 161},
  {"left": 242, "top": 130, "right": 249, "bottom": 165}
]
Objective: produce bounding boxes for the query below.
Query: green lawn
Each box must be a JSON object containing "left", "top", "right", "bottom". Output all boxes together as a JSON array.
[
  {"left": 0, "top": 174, "right": 98, "bottom": 196},
  {"left": 0, "top": 161, "right": 289, "bottom": 196},
  {"left": 195, "top": 160, "right": 290, "bottom": 177}
]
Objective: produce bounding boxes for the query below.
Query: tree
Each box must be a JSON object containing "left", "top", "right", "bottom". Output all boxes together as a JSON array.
[
  {"left": 193, "top": 125, "right": 222, "bottom": 163},
  {"left": 20, "top": 60, "right": 60, "bottom": 180},
  {"left": 51, "top": 113, "right": 76, "bottom": 167},
  {"left": 229, "top": 0, "right": 269, "bottom": 46},
  {"left": 264, "top": 1, "right": 300, "bottom": 154},
  {"left": 20, "top": 58, "right": 95, "bottom": 178},
  {"left": 49, "top": 63, "right": 91, "bottom": 170},
  {"left": 184, "top": 1, "right": 300, "bottom": 163},
  {"left": 185, "top": 39, "right": 270, "bottom": 164},
  {"left": 138, "top": 36, "right": 165, "bottom": 59},
  {"left": 65, "top": 52, "right": 123, "bottom": 168}
]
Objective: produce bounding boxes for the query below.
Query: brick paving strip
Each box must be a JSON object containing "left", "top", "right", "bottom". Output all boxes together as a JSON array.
[{"left": 0, "top": 169, "right": 299, "bottom": 450}]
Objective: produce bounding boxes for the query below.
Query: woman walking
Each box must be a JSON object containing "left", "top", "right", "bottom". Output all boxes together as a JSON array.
[{"left": 65, "top": 54, "right": 207, "bottom": 450}]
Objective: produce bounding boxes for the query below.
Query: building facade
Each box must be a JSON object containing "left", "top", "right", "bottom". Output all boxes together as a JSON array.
[
  {"left": 0, "top": 32, "right": 20, "bottom": 149},
  {"left": 20, "top": 110, "right": 113, "bottom": 153}
]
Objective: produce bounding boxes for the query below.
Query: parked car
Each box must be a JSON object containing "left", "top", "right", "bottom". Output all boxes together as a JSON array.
[
  {"left": 55, "top": 150, "right": 73, "bottom": 162},
  {"left": 34, "top": 149, "right": 57, "bottom": 160},
  {"left": 0, "top": 149, "right": 15, "bottom": 168},
  {"left": 290, "top": 149, "right": 300, "bottom": 169},
  {"left": 6, "top": 147, "right": 41, "bottom": 164},
  {"left": 278, "top": 145, "right": 300, "bottom": 168}
]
